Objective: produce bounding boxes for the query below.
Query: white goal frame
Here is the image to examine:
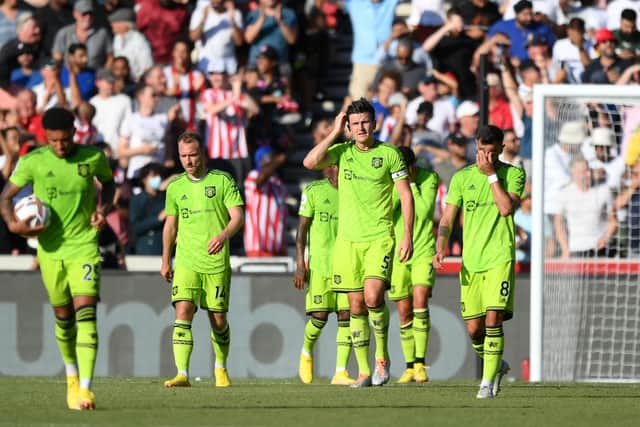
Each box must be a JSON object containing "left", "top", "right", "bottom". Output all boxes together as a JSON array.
[{"left": 531, "top": 84, "right": 640, "bottom": 382}]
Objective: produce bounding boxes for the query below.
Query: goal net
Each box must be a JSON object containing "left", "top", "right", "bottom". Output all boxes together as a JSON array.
[{"left": 531, "top": 84, "right": 640, "bottom": 382}]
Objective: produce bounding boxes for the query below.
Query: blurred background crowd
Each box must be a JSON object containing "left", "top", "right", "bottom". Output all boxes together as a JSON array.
[{"left": 1, "top": 0, "right": 640, "bottom": 268}]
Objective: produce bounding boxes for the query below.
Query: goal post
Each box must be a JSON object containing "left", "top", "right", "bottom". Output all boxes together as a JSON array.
[{"left": 531, "top": 84, "right": 640, "bottom": 382}]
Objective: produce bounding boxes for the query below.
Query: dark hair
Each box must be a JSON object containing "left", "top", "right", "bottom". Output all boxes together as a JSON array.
[
  {"left": 397, "top": 36, "right": 414, "bottom": 51},
  {"left": 68, "top": 42, "right": 87, "bottom": 55},
  {"left": 139, "top": 162, "right": 165, "bottom": 179},
  {"left": 135, "top": 84, "right": 153, "bottom": 98},
  {"left": 173, "top": 37, "right": 194, "bottom": 53},
  {"left": 346, "top": 98, "right": 375, "bottom": 121},
  {"left": 398, "top": 146, "right": 416, "bottom": 167},
  {"left": 378, "top": 70, "right": 402, "bottom": 90},
  {"left": 177, "top": 131, "right": 203, "bottom": 148},
  {"left": 622, "top": 8, "right": 637, "bottom": 22},
  {"left": 392, "top": 17, "right": 407, "bottom": 26},
  {"left": 477, "top": 125, "right": 504, "bottom": 145},
  {"left": 310, "top": 116, "right": 331, "bottom": 134},
  {"left": 568, "top": 17, "right": 585, "bottom": 32},
  {"left": 113, "top": 55, "right": 130, "bottom": 66},
  {"left": 42, "top": 107, "right": 75, "bottom": 130},
  {"left": 447, "top": 6, "right": 463, "bottom": 18},
  {"left": 417, "top": 101, "right": 433, "bottom": 117},
  {"left": 93, "top": 141, "right": 110, "bottom": 151}
]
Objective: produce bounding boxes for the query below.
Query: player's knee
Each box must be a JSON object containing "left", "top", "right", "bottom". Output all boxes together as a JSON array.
[
  {"left": 311, "top": 312, "right": 329, "bottom": 322},
  {"left": 337, "top": 310, "right": 350, "bottom": 322},
  {"left": 466, "top": 321, "right": 484, "bottom": 340},
  {"left": 53, "top": 305, "right": 74, "bottom": 320},
  {"left": 174, "top": 301, "right": 196, "bottom": 320},
  {"left": 208, "top": 312, "right": 227, "bottom": 330},
  {"left": 363, "top": 293, "right": 383, "bottom": 308}
]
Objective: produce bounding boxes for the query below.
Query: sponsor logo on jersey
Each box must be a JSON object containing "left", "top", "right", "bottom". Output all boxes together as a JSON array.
[
  {"left": 77, "top": 163, "right": 89, "bottom": 178},
  {"left": 371, "top": 157, "right": 383, "bottom": 168},
  {"left": 205, "top": 186, "right": 216, "bottom": 198}
]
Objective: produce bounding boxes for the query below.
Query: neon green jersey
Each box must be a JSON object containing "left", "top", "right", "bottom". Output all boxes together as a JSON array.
[
  {"left": 328, "top": 141, "right": 408, "bottom": 242},
  {"left": 393, "top": 168, "right": 439, "bottom": 263},
  {"left": 445, "top": 162, "right": 525, "bottom": 272},
  {"left": 298, "top": 179, "right": 338, "bottom": 277},
  {"left": 10, "top": 145, "right": 113, "bottom": 259},
  {"left": 165, "top": 169, "right": 244, "bottom": 274}
]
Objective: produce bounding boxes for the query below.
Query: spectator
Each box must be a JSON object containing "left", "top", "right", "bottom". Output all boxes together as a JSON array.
[
  {"left": 371, "top": 70, "right": 400, "bottom": 136},
  {"left": 606, "top": 0, "right": 640, "bottom": 30},
  {"left": 118, "top": 85, "right": 180, "bottom": 179},
  {"left": 164, "top": 39, "right": 205, "bottom": 133},
  {"left": 343, "top": 0, "right": 398, "bottom": 99},
  {"left": 500, "top": 55, "right": 533, "bottom": 158},
  {"left": 129, "top": 162, "right": 166, "bottom": 255},
  {"left": 486, "top": 72, "right": 513, "bottom": 130},
  {"left": 244, "top": 0, "right": 298, "bottom": 72},
  {"left": 0, "top": 0, "right": 25, "bottom": 49},
  {"left": 136, "top": 0, "right": 188, "bottom": 64},
  {"left": 73, "top": 101, "right": 97, "bottom": 145},
  {"left": 303, "top": 6, "right": 331, "bottom": 101},
  {"left": 488, "top": 0, "right": 555, "bottom": 61},
  {"left": 406, "top": 0, "right": 444, "bottom": 28},
  {"left": 459, "top": 0, "right": 501, "bottom": 26},
  {"left": 109, "top": 8, "right": 153, "bottom": 81},
  {"left": 32, "top": 59, "right": 68, "bottom": 112},
  {"left": 0, "top": 125, "right": 19, "bottom": 179},
  {"left": 409, "top": 100, "right": 448, "bottom": 165},
  {"left": 52, "top": 0, "right": 113, "bottom": 69},
  {"left": 582, "top": 28, "right": 632, "bottom": 84},
  {"left": 244, "top": 145, "right": 288, "bottom": 257},
  {"left": 577, "top": 0, "right": 607, "bottom": 37},
  {"left": 378, "top": 91, "right": 407, "bottom": 144},
  {"left": 201, "top": 61, "right": 259, "bottom": 185},
  {"left": 614, "top": 8, "right": 640, "bottom": 61},
  {"left": 15, "top": 88, "right": 45, "bottom": 143},
  {"left": 498, "top": 128, "right": 531, "bottom": 179},
  {"left": 374, "top": 37, "right": 427, "bottom": 98},
  {"left": 9, "top": 42, "right": 42, "bottom": 89},
  {"left": 543, "top": 120, "right": 585, "bottom": 215},
  {"left": 585, "top": 127, "right": 626, "bottom": 189},
  {"left": 422, "top": 7, "right": 480, "bottom": 99},
  {"left": 60, "top": 42, "right": 95, "bottom": 102},
  {"left": 406, "top": 75, "right": 456, "bottom": 138},
  {"left": 189, "top": 0, "right": 243, "bottom": 75},
  {"left": 90, "top": 67, "right": 131, "bottom": 154},
  {"left": 140, "top": 65, "right": 178, "bottom": 114},
  {"left": 110, "top": 55, "right": 135, "bottom": 96},
  {"left": 552, "top": 17, "right": 594, "bottom": 84},
  {"left": 377, "top": 17, "right": 431, "bottom": 67},
  {"left": 34, "top": 0, "right": 74, "bottom": 56},
  {"left": 553, "top": 158, "right": 617, "bottom": 258},
  {"left": 615, "top": 161, "right": 640, "bottom": 256},
  {"left": 433, "top": 132, "right": 470, "bottom": 187},
  {"left": 454, "top": 100, "right": 480, "bottom": 163},
  {"left": 0, "top": 14, "right": 42, "bottom": 90}
]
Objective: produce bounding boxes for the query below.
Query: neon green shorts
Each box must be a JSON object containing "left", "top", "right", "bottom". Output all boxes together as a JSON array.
[
  {"left": 459, "top": 261, "right": 515, "bottom": 321},
  {"left": 389, "top": 257, "right": 435, "bottom": 301},
  {"left": 331, "top": 236, "right": 395, "bottom": 292},
  {"left": 171, "top": 265, "right": 231, "bottom": 312},
  {"left": 306, "top": 271, "right": 350, "bottom": 313},
  {"left": 39, "top": 255, "right": 102, "bottom": 307}
]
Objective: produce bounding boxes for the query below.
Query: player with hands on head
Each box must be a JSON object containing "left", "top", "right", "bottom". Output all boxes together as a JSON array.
[
  {"left": 161, "top": 132, "right": 244, "bottom": 389},
  {"left": 303, "top": 98, "right": 414, "bottom": 388},
  {"left": 434, "top": 125, "right": 525, "bottom": 399}
]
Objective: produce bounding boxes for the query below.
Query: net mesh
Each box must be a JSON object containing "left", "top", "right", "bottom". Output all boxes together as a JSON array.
[{"left": 541, "top": 96, "right": 640, "bottom": 382}]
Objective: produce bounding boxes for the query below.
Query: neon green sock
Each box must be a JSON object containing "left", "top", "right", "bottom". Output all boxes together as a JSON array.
[
  {"left": 368, "top": 304, "right": 390, "bottom": 359},
  {"left": 210, "top": 322, "right": 231, "bottom": 368},
  {"left": 302, "top": 317, "right": 326, "bottom": 355},
  {"left": 399, "top": 321, "right": 415, "bottom": 366},
  {"left": 55, "top": 316, "right": 77, "bottom": 365},
  {"left": 350, "top": 314, "right": 371, "bottom": 376},
  {"left": 472, "top": 338, "right": 485, "bottom": 359},
  {"left": 413, "top": 309, "right": 430, "bottom": 362},
  {"left": 172, "top": 320, "right": 193, "bottom": 375},
  {"left": 75, "top": 306, "right": 98, "bottom": 386},
  {"left": 335, "top": 320, "right": 352, "bottom": 371},
  {"left": 483, "top": 326, "right": 504, "bottom": 382}
]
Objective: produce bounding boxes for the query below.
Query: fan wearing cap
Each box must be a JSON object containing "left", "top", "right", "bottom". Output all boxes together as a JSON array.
[
  {"left": 487, "top": 0, "right": 555, "bottom": 61},
  {"left": 109, "top": 8, "right": 153, "bottom": 81},
  {"left": 586, "top": 127, "right": 626, "bottom": 189},
  {"left": 454, "top": 100, "right": 480, "bottom": 163},
  {"left": 582, "top": 28, "right": 633, "bottom": 84},
  {"left": 551, "top": 17, "right": 595, "bottom": 84},
  {"left": 405, "top": 75, "right": 457, "bottom": 137},
  {"left": 553, "top": 157, "right": 617, "bottom": 259},
  {"left": 52, "top": 0, "right": 113, "bottom": 70},
  {"left": 9, "top": 42, "right": 42, "bottom": 89},
  {"left": 435, "top": 125, "right": 524, "bottom": 399}
]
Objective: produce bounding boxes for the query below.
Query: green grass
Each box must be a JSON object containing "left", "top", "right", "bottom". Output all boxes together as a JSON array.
[{"left": 2, "top": 377, "right": 640, "bottom": 426}]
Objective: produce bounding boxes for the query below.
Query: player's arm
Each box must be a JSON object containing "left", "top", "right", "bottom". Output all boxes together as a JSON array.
[
  {"left": 477, "top": 151, "right": 520, "bottom": 216},
  {"left": 303, "top": 111, "right": 345, "bottom": 170},
  {"left": 434, "top": 203, "right": 459, "bottom": 269},
  {"left": 294, "top": 215, "right": 311, "bottom": 290},
  {"left": 91, "top": 179, "right": 116, "bottom": 230},
  {"left": 0, "top": 181, "right": 46, "bottom": 237},
  {"left": 395, "top": 177, "right": 414, "bottom": 262},
  {"left": 161, "top": 214, "right": 178, "bottom": 282},
  {"left": 208, "top": 205, "right": 244, "bottom": 255}
]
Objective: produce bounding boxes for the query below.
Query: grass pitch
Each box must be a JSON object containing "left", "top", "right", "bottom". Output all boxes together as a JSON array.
[{"left": 2, "top": 377, "right": 640, "bottom": 427}]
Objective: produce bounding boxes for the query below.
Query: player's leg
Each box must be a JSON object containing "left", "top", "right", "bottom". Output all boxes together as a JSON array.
[
  {"left": 203, "top": 269, "right": 232, "bottom": 387},
  {"left": 389, "top": 259, "right": 414, "bottom": 383},
  {"left": 165, "top": 266, "right": 200, "bottom": 387},
  {"left": 40, "top": 256, "right": 79, "bottom": 410},
  {"left": 331, "top": 303, "right": 355, "bottom": 385},
  {"left": 412, "top": 260, "right": 435, "bottom": 383},
  {"left": 299, "top": 272, "right": 332, "bottom": 383},
  {"left": 348, "top": 290, "right": 371, "bottom": 386}
]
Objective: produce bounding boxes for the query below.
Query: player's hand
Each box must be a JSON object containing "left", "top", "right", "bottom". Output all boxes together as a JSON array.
[
  {"left": 161, "top": 262, "right": 173, "bottom": 283},
  {"left": 90, "top": 211, "right": 106, "bottom": 230},
  {"left": 433, "top": 250, "right": 446, "bottom": 270},
  {"left": 9, "top": 215, "right": 45, "bottom": 237},
  {"left": 208, "top": 231, "right": 228, "bottom": 255},
  {"left": 397, "top": 236, "right": 413, "bottom": 263},
  {"left": 334, "top": 111, "right": 347, "bottom": 133},
  {"left": 476, "top": 150, "right": 496, "bottom": 176},
  {"left": 293, "top": 261, "right": 307, "bottom": 289}
]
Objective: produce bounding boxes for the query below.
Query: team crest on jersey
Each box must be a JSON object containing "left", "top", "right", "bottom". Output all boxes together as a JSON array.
[
  {"left": 205, "top": 186, "right": 216, "bottom": 198},
  {"left": 371, "top": 157, "right": 383, "bottom": 168},
  {"left": 314, "top": 295, "right": 322, "bottom": 304},
  {"left": 333, "top": 274, "right": 342, "bottom": 284},
  {"left": 77, "top": 163, "right": 90, "bottom": 178}
]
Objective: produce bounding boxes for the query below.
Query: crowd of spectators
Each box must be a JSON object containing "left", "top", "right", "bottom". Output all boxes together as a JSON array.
[{"left": 1, "top": 0, "right": 640, "bottom": 266}]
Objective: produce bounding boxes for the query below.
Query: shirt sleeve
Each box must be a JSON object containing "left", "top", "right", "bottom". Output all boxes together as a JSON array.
[
  {"left": 52, "top": 27, "right": 66, "bottom": 57},
  {"left": 94, "top": 151, "right": 113, "bottom": 183},
  {"left": 422, "top": 171, "right": 440, "bottom": 207},
  {"left": 387, "top": 146, "right": 408, "bottom": 182},
  {"left": 8, "top": 156, "right": 32, "bottom": 188},
  {"left": 165, "top": 182, "right": 178, "bottom": 216},
  {"left": 505, "top": 165, "right": 526, "bottom": 197},
  {"left": 298, "top": 185, "right": 314, "bottom": 218},
  {"left": 223, "top": 174, "right": 244, "bottom": 208},
  {"left": 327, "top": 142, "right": 345, "bottom": 165},
  {"left": 445, "top": 172, "right": 463, "bottom": 207},
  {"left": 189, "top": 4, "right": 204, "bottom": 31}
]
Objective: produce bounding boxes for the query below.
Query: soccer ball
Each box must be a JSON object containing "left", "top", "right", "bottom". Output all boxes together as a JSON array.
[{"left": 14, "top": 195, "right": 51, "bottom": 228}]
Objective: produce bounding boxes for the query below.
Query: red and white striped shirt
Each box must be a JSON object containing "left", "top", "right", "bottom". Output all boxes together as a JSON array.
[
  {"left": 201, "top": 88, "right": 249, "bottom": 160},
  {"left": 244, "top": 170, "right": 288, "bottom": 257}
]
